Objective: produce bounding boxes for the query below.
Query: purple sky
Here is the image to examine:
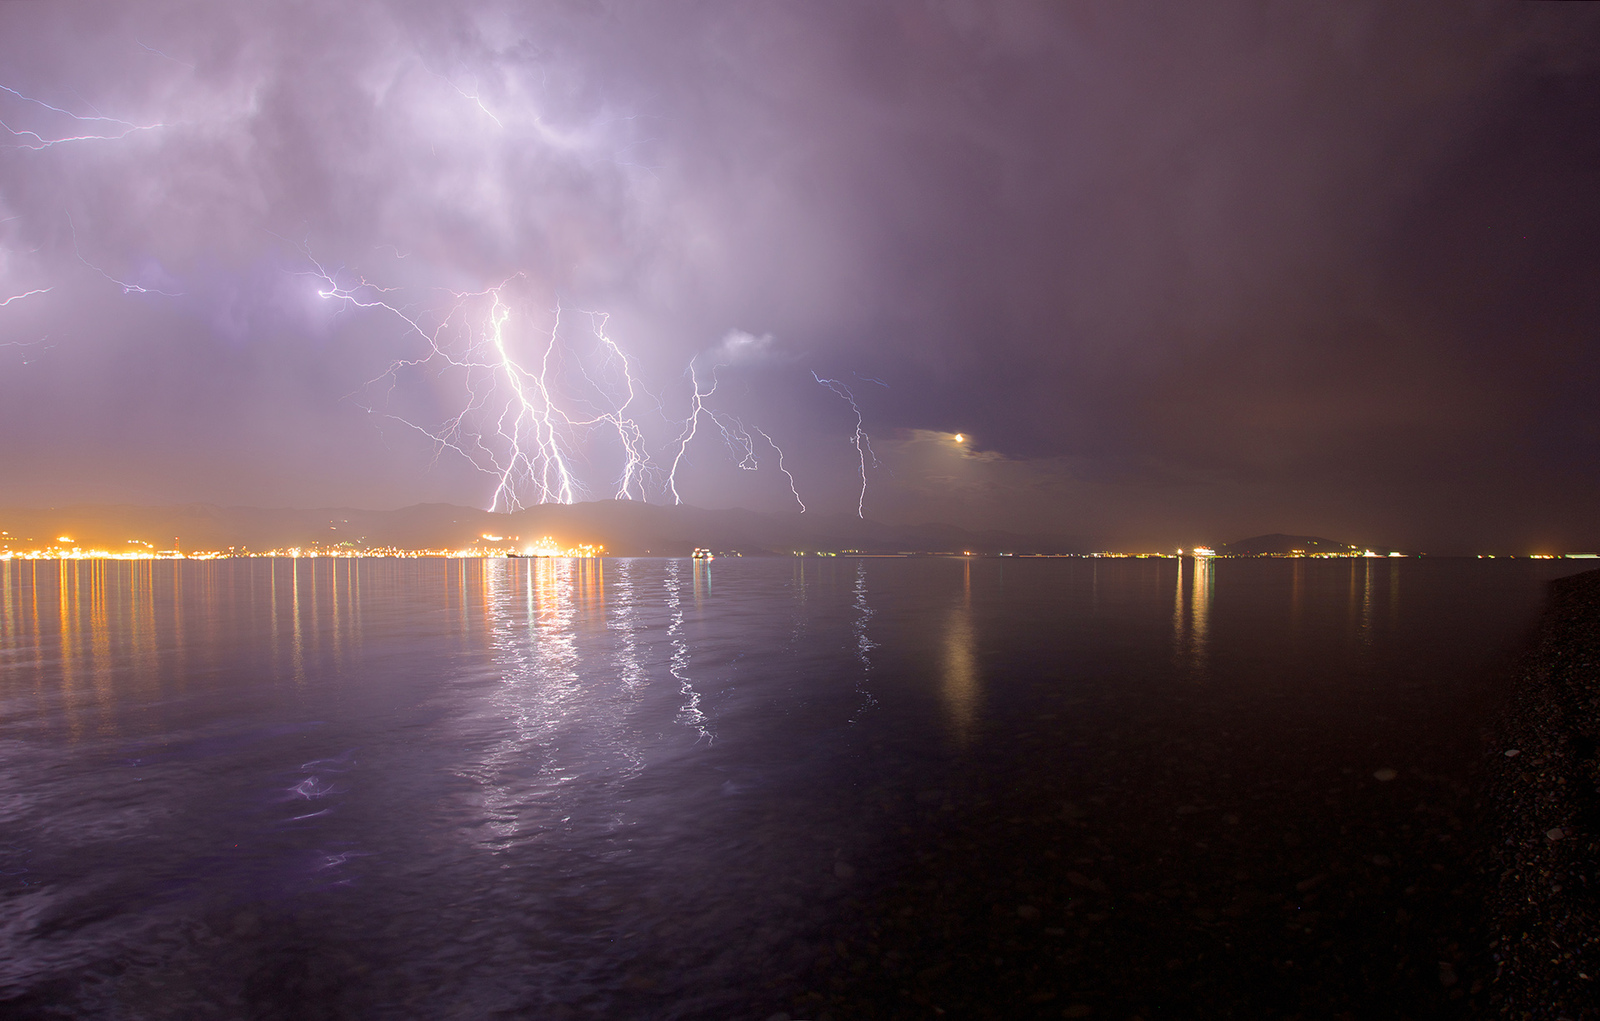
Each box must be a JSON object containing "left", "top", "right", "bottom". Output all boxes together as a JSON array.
[{"left": 1, "top": 1, "right": 1597, "bottom": 551}]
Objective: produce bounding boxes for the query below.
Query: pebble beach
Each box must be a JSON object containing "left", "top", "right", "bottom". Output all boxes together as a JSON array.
[
  {"left": 1487, "top": 567, "right": 1600, "bottom": 1019},
  {"left": 773, "top": 568, "right": 1600, "bottom": 1020}
]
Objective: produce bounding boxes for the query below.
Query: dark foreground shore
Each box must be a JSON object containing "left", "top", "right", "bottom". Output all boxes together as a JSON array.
[
  {"left": 760, "top": 569, "right": 1600, "bottom": 1021},
  {"left": 1485, "top": 567, "right": 1600, "bottom": 1020}
]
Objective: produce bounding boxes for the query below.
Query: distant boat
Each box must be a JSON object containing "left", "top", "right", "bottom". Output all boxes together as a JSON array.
[{"left": 692, "top": 548, "right": 713, "bottom": 560}]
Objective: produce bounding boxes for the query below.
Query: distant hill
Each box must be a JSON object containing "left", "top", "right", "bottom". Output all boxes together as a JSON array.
[
  {"left": 0, "top": 501, "right": 1086, "bottom": 557},
  {"left": 1218, "top": 533, "right": 1403, "bottom": 556}
]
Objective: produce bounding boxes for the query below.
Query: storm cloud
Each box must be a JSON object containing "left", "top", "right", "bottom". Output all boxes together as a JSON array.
[{"left": 2, "top": 1, "right": 1598, "bottom": 551}]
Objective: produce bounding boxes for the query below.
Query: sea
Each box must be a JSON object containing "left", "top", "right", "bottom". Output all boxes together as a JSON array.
[{"left": 0, "top": 555, "right": 1585, "bottom": 1019}]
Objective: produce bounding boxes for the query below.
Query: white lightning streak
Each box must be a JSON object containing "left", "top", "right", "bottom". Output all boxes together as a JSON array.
[
  {"left": 753, "top": 425, "right": 806, "bottom": 512},
  {"left": 711, "top": 411, "right": 759, "bottom": 471},
  {"left": 493, "top": 293, "right": 571, "bottom": 510},
  {"left": 313, "top": 259, "right": 547, "bottom": 503},
  {"left": 0, "top": 287, "right": 50, "bottom": 307},
  {"left": 667, "top": 359, "right": 715, "bottom": 506},
  {"left": 309, "top": 256, "right": 832, "bottom": 514},
  {"left": 578, "top": 313, "right": 655, "bottom": 500},
  {"left": 135, "top": 40, "right": 196, "bottom": 71},
  {"left": 664, "top": 359, "right": 811, "bottom": 510},
  {"left": 813, "top": 372, "right": 880, "bottom": 518},
  {"left": 313, "top": 256, "right": 661, "bottom": 511},
  {"left": 0, "top": 336, "right": 52, "bottom": 364},
  {"left": 0, "top": 84, "right": 163, "bottom": 150},
  {"left": 449, "top": 80, "right": 503, "bottom": 129},
  {"left": 69, "top": 215, "right": 181, "bottom": 296}
]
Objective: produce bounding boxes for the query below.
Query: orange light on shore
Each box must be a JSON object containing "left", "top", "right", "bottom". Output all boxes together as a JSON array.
[{"left": 521, "top": 536, "right": 606, "bottom": 557}]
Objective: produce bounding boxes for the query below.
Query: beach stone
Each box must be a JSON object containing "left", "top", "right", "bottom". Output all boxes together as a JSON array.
[
  {"left": 1485, "top": 567, "right": 1600, "bottom": 1019},
  {"left": 1372, "top": 768, "right": 1398, "bottom": 782}
]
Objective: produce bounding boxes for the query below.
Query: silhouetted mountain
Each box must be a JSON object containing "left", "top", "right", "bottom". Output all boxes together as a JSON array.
[{"left": 0, "top": 501, "right": 1086, "bottom": 556}]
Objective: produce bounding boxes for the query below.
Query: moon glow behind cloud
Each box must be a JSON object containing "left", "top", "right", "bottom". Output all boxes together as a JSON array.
[{"left": 1, "top": 1, "right": 1597, "bottom": 550}]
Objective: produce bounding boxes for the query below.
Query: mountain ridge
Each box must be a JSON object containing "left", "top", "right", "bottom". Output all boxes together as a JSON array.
[
  {"left": 1217, "top": 533, "right": 1403, "bottom": 556},
  {"left": 0, "top": 501, "right": 1087, "bottom": 556}
]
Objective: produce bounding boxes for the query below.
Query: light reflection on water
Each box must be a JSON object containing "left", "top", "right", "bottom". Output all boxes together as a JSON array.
[
  {"left": 851, "top": 560, "right": 880, "bottom": 718},
  {"left": 666, "top": 558, "right": 710, "bottom": 738},
  {"left": 0, "top": 555, "right": 1586, "bottom": 1017},
  {"left": 1171, "top": 555, "right": 1214, "bottom": 673},
  {"left": 941, "top": 559, "right": 979, "bottom": 744}
]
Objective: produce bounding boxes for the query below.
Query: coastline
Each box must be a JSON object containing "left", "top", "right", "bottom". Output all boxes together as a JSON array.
[{"left": 1486, "top": 567, "right": 1600, "bottom": 1018}]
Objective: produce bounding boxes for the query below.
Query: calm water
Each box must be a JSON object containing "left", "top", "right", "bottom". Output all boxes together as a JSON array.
[{"left": 0, "top": 556, "right": 1584, "bottom": 1018}]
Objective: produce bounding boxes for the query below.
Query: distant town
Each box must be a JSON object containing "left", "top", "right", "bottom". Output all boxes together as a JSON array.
[
  {"left": 1, "top": 535, "right": 1595, "bottom": 562},
  {"left": 2, "top": 507, "right": 1596, "bottom": 562}
]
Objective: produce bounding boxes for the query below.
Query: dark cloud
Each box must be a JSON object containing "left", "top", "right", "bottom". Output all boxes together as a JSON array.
[{"left": 1, "top": 0, "right": 1597, "bottom": 550}]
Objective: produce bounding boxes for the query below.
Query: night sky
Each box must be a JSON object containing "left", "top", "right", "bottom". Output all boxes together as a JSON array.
[{"left": 2, "top": 1, "right": 1598, "bottom": 552}]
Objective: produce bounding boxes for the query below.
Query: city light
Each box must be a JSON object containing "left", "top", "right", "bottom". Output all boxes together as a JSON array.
[
  {"left": 0, "top": 538, "right": 607, "bottom": 560},
  {"left": 518, "top": 536, "right": 605, "bottom": 558},
  {"left": 0, "top": 534, "right": 1594, "bottom": 561}
]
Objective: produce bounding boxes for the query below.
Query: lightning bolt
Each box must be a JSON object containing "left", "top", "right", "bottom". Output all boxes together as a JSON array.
[
  {"left": 134, "top": 40, "right": 196, "bottom": 71},
  {"left": 662, "top": 359, "right": 805, "bottom": 510},
  {"left": 813, "top": 372, "right": 881, "bottom": 518},
  {"left": 0, "top": 336, "right": 52, "bottom": 364},
  {"left": 312, "top": 256, "right": 664, "bottom": 511},
  {"left": 493, "top": 303, "right": 664, "bottom": 508},
  {"left": 491, "top": 291, "right": 567, "bottom": 509},
  {"left": 437, "top": 72, "right": 503, "bottom": 129},
  {"left": 666, "top": 358, "right": 714, "bottom": 506},
  {"left": 0, "top": 82, "right": 178, "bottom": 348},
  {"left": 713, "top": 412, "right": 760, "bottom": 472},
  {"left": 584, "top": 314, "right": 656, "bottom": 501},
  {"left": 752, "top": 426, "right": 806, "bottom": 512},
  {"left": 0, "top": 287, "right": 50, "bottom": 307},
  {"left": 0, "top": 66, "right": 852, "bottom": 516},
  {"left": 311, "top": 259, "right": 551, "bottom": 503},
  {"left": 517, "top": 309, "right": 661, "bottom": 504},
  {"left": 0, "top": 83, "right": 163, "bottom": 150},
  {"left": 69, "top": 214, "right": 182, "bottom": 296}
]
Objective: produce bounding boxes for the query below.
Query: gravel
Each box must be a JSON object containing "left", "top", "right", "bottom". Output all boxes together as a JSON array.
[
  {"left": 1485, "top": 567, "right": 1600, "bottom": 1020},
  {"left": 756, "top": 568, "right": 1600, "bottom": 1020}
]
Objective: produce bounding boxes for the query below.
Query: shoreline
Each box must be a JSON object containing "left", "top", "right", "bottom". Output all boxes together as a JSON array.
[
  {"left": 776, "top": 568, "right": 1600, "bottom": 1019},
  {"left": 1485, "top": 566, "right": 1600, "bottom": 1018}
]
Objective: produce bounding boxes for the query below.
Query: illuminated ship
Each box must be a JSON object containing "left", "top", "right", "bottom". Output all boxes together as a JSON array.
[{"left": 692, "top": 548, "right": 713, "bottom": 560}]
